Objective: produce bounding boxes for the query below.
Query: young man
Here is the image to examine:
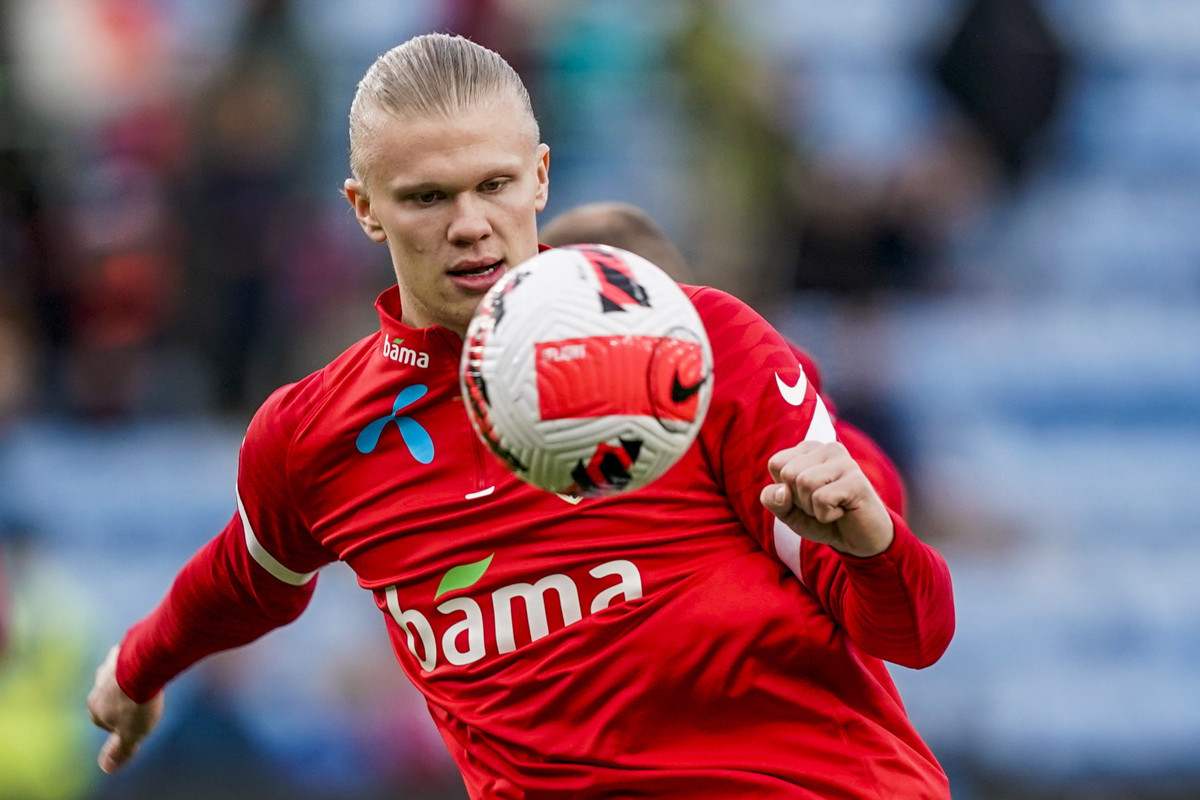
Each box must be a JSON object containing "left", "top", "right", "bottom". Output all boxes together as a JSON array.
[{"left": 88, "top": 33, "right": 955, "bottom": 799}]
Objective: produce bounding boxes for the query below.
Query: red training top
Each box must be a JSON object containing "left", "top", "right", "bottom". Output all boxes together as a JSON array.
[{"left": 118, "top": 284, "right": 954, "bottom": 800}]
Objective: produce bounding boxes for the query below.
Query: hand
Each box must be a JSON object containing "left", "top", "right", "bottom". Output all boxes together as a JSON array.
[
  {"left": 759, "top": 441, "right": 894, "bottom": 557},
  {"left": 87, "top": 645, "right": 164, "bottom": 774}
]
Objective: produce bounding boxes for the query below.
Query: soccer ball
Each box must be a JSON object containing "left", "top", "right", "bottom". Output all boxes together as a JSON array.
[{"left": 460, "top": 244, "right": 713, "bottom": 497}]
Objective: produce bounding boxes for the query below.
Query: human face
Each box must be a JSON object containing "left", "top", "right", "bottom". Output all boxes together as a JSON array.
[{"left": 344, "top": 95, "right": 550, "bottom": 337}]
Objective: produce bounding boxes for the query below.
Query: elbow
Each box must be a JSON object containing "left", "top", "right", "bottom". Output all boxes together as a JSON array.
[
  {"left": 259, "top": 579, "right": 317, "bottom": 625},
  {"left": 894, "top": 610, "right": 956, "bottom": 670}
]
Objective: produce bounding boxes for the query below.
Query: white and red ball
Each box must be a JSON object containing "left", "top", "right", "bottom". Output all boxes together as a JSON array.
[{"left": 460, "top": 244, "right": 713, "bottom": 497}]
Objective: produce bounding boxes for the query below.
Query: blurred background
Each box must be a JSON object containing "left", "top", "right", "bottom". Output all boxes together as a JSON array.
[{"left": 1, "top": 0, "right": 1198, "bottom": 798}]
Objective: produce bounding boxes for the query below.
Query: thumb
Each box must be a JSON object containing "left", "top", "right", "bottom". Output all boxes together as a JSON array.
[
  {"left": 760, "top": 483, "right": 793, "bottom": 517},
  {"left": 99, "top": 731, "right": 137, "bottom": 774}
]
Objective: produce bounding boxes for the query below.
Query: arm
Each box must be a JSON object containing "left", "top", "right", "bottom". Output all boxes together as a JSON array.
[
  {"left": 690, "top": 287, "right": 953, "bottom": 668},
  {"left": 87, "top": 515, "right": 318, "bottom": 772},
  {"left": 87, "top": 515, "right": 319, "bottom": 772},
  {"left": 761, "top": 440, "right": 953, "bottom": 668},
  {"left": 87, "top": 376, "right": 336, "bottom": 772},
  {"left": 116, "top": 514, "right": 320, "bottom": 702}
]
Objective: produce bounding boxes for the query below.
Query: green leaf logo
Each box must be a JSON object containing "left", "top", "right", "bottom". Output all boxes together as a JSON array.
[
  {"left": 434, "top": 554, "right": 494, "bottom": 599},
  {"left": 393, "top": 337, "right": 404, "bottom": 345}
]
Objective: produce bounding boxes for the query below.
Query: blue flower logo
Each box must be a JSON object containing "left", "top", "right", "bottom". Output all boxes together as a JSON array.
[{"left": 356, "top": 384, "right": 434, "bottom": 463}]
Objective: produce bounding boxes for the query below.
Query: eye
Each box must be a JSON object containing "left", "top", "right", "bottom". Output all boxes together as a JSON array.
[
  {"left": 412, "top": 191, "right": 443, "bottom": 206},
  {"left": 480, "top": 179, "right": 507, "bottom": 194}
]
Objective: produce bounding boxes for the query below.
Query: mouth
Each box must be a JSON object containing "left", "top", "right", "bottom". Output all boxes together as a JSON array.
[
  {"left": 447, "top": 260, "right": 506, "bottom": 292},
  {"left": 449, "top": 260, "right": 503, "bottom": 277}
]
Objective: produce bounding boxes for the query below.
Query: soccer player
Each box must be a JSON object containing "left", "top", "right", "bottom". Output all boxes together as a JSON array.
[
  {"left": 88, "top": 33, "right": 955, "bottom": 799},
  {"left": 539, "top": 201, "right": 908, "bottom": 514}
]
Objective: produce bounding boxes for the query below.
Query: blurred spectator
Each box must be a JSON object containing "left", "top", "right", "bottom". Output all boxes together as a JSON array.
[
  {"left": 444, "top": 0, "right": 542, "bottom": 80},
  {"left": 791, "top": 117, "right": 1001, "bottom": 300},
  {"left": 1, "top": 3, "right": 61, "bottom": 414},
  {"left": 667, "top": 0, "right": 806, "bottom": 313},
  {"left": 0, "top": 295, "right": 36, "bottom": 431},
  {"left": 5, "top": 0, "right": 195, "bottom": 419},
  {"left": 932, "top": 0, "right": 1069, "bottom": 182},
  {"left": 784, "top": 0, "right": 1067, "bottom": 303},
  {"left": 180, "top": 0, "right": 324, "bottom": 414},
  {"left": 0, "top": 523, "right": 100, "bottom": 800},
  {"left": 58, "top": 151, "right": 187, "bottom": 419}
]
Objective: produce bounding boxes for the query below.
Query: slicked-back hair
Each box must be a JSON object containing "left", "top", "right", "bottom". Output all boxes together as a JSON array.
[{"left": 348, "top": 33, "right": 539, "bottom": 186}]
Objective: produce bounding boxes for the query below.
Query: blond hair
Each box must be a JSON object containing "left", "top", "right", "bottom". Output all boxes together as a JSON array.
[{"left": 348, "top": 33, "right": 539, "bottom": 185}]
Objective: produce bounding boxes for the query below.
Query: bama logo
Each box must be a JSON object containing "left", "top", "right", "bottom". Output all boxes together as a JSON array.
[
  {"left": 382, "top": 336, "right": 430, "bottom": 368},
  {"left": 383, "top": 556, "right": 643, "bottom": 672}
]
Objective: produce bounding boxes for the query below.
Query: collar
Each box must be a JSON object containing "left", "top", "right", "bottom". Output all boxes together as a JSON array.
[{"left": 373, "top": 286, "right": 448, "bottom": 350}]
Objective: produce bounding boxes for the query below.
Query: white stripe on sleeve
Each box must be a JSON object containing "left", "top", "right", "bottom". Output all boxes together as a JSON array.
[
  {"left": 804, "top": 392, "right": 837, "bottom": 443},
  {"left": 774, "top": 372, "right": 832, "bottom": 583},
  {"left": 773, "top": 518, "right": 806, "bottom": 586},
  {"left": 236, "top": 485, "right": 319, "bottom": 586}
]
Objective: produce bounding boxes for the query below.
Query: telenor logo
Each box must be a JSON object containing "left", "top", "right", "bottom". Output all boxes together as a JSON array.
[{"left": 356, "top": 385, "right": 434, "bottom": 462}]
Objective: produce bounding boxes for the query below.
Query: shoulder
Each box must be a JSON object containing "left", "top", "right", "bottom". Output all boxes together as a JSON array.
[
  {"left": 680, "top": 284, "right": 759, "bottom": 328},
  {"left": 246, "top": 333, "right": 377, "bottom": 455},
  {"left": 682, "top": 284, "right": 825, "bottom": 395},
  {"left": 680, "top": 285, "right": 795, "bottom": 377}
]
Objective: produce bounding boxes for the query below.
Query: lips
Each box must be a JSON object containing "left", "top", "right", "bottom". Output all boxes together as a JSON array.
[{"left": 447, "top": 260, "right": 505, "bottom": 292}]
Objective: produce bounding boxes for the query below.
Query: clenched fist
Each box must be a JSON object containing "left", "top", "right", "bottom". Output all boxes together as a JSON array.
[{"left": 760, "top": 440, "right": 895, "bottom": 558}]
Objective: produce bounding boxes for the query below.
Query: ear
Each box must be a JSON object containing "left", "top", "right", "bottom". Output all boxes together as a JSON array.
[
  {"left": 344, "top": 178, "right": 387, "bottom": 243},
  {"left": 533, "top": 144, "right": 550, "bottom": 213}
]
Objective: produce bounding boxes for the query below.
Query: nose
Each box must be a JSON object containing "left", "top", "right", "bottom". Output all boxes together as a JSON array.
[{"left": 447, "top": 193, "right": 493, "bottom": 245}]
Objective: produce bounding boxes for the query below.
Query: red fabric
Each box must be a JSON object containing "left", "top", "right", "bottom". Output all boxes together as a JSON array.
[
  {"left": 118, "top": 284, "right": 954, "bottom": 798},
  {"left": 836, "top": 419, "right": 908, "bottom": 516}
]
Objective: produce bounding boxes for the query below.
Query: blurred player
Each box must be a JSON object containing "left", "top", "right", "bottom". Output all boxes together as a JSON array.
[
  {"left": 540, "top": 201, "right": 907, "bottom": 513},
  {"left": 88, "top": 33, "right": 954, "bottom": 799}
]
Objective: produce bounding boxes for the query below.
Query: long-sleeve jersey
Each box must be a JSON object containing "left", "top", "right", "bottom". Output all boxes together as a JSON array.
[{"left": 117, "top": 284, "right": 955, "bottom": 799}]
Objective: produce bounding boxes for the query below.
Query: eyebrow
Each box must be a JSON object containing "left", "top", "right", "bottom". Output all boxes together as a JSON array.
[
  {"left": 391, "top": 169, "right": 516, "bottom": 198},
  {"left": 392, "top": 181, "right": 444, "bottom": 197}
]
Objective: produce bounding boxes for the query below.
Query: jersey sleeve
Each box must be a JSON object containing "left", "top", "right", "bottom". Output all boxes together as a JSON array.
[
  {"left": 691, "top": 287, "right": 953, "bottom": 669},
  {"left": 691, "top": 286, "right": 838, "bottom": 537},
  {"left": 116, "top": 376, "right": 337, "bottom": 702},
  {"left": 796, "top": 510, "right": 954, "bottom": 669}
]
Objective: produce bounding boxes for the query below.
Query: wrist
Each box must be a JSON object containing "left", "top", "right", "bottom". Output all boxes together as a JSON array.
[{"left": 834, "top": 509, "right": 895, "bottom": 558}]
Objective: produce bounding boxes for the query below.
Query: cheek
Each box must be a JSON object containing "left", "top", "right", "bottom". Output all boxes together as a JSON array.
[{"left": 384, "top": 215, "right": 438, "bottom": 253}]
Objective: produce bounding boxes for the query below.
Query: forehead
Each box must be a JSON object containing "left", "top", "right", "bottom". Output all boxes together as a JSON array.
[{"left": 360, "top": 96, "right": 537, "bottom": 191}]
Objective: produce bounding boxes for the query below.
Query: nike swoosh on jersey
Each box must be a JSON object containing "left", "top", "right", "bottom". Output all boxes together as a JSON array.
[
  {"left": 776, "top": 366, "right": 836, "bottom": 443},
  {"left": 775, "top": 370, "right": 809, "bottom": 406}
]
